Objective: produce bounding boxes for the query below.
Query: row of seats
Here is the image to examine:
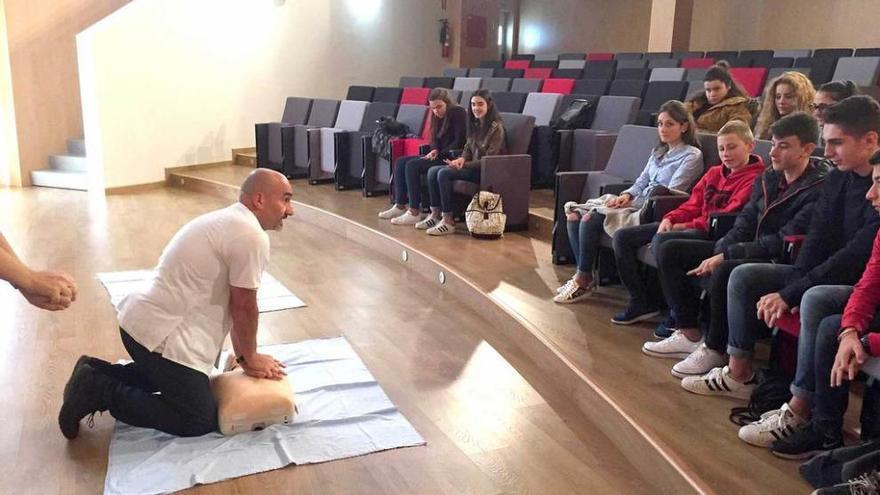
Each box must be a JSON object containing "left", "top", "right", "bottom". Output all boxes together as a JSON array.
[{"left": 491, "top": 47, "right": 880, "bottom": 63}]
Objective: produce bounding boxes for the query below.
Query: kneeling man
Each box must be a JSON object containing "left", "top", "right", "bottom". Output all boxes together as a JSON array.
[{"left": 60, "top": 169, "right": 293, "bottom": 438}]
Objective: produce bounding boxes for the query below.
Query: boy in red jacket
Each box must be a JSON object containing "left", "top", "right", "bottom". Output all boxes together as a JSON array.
[{"left": 611, "top": 120, "right": 763, "bottom": 325}]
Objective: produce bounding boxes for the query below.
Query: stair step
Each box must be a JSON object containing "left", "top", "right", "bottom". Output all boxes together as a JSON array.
[
  {"left": 234, "top": 151, "right": 256, "bottom": 167},
  {"left": 49, "top": 154, "right": 89, "bottom": 173},
  {"left": 30, "top": 169, "right": 88, "bottom": 191},
  {"left": 66, "top": 138, "right": 86, "bottom": 156}
]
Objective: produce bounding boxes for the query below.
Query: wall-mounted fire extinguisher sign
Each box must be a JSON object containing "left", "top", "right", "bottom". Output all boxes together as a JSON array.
[{"left": 439, "top": 18, "right": 451, "bottom": 58}]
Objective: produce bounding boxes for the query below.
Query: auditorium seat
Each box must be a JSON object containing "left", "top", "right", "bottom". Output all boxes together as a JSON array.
[
  {"left": 769, "top": 57, "right": 795, "bottom": 68},
  {"left": 362, "top": 103, "right": 429, "bottom": 197},
  {"left": 615, "top": 68, "right": 651, "bottom": 80},
  {"left": 512, "top": 54, "right": 536, "bottom": 61},
  {"left": 447, "top": 89, "right": 462, "bottom": 103},
  {"left": 558, "top": 59, "right": 587, "bottom": 70},
  {"left": 459, "top": 90, "right": 474, "bottom": 108},
  {"left": 855, "top": 48, "right": 880, "bottom": 57},
  {"left": 522, "top": 92, "right": 563, "bottom": 126},
  {"left": 560, "top": 52, "right": 587, "bottom": 60},
  {"left": 686, "top": 80, "right": 704, "bottom": 99},
  {"left": 832, "top": 57, "right": 880, "bottom": 86},
  {"left": 505, "top": 59, "right": 531, "bottom": 70},
  {"left": 584, "top": 60, "right": 618, "bottom": 79},
  {"left": 290, "top": 99, "right": 340, "bottom": 179},
  {"left": 648, "top": 58, "right": 680, "bottom": 69},
  {"left": 531, "top": 60, "right": 559, "bottom": 69},
  {"left": 541, "top": 78, "right": 576, "bottom": 95},
  {"left": 308, "top": 100, "right": 369, "bottom": 184},
  {"left": 552, "top": 124, "right": 660, "bottom": 264},
  {"left": 551, "top": 68, "right": 584, "bottom": 79},
  {"left": 573, "top": 78, "right": 610, "bottom": 95},
  {"left": 524, "top": 68, "right": 553, "bottom": 79},
  {"left": 774, "top": 49, "right": 812, "bottom": 59},
  {"left": 813, "top": 48, "right": 854, "bottom": 58},
  {"left": 346, "top": 86, "right": 375, "bottom": 102},
  {"left": 680, "top": 58, "right": 715, "bottom": 69},
  {"left": 334, "top": 101, "right": 399, "bottom": 190},
  {"left": 591, "top": 95, "right": 641, "bottom": 133},
  {"left": 615, "top": 52, "right": 644, "bottom": 60},
  {"left": 523, "top": 93, "right": 565, "bottom": 186},
  {"left": 424, "top": 77, "right": 454, "bottom": 89},
  {"left": 511, "top": 78, "right": 543, "bottom": 93},
  {"left": 648, "top": 68, "right": 686, "bottom": 82},
  {"left": 453, "top": 77, "right": 482, "bottom": 91},
  {"left": 616, "top": 59, "right": 649, "bottom": 70},
  {"left": 399, "top": 76, "right": 425, "bottom": 88},
  {"left": 587, "top": 52, "right": 614, "bottom": 61},
  {"left": 767, "top": 67, "right": 811, "bottom": 86},
  {"left": 451, "top": 112, "right": 536, "bottom": 231},
  {"left": 372, "top": 87, "right": 403, "bottom": 103},
  {"left": 673, "top": 51, "right": 704, "bottom": 59},
  {"left": 481, "top": 77, "right": 513, "bottom": 92},
  {"left": 443, "top": 68, "right": 469, "bottom": 78},
  {"left": 493, "top": 92, "right": 528, "bottom": 113},
  {"left": 729, "top": 67, "right": 768, "bottom": 97},
  {"left": 636, "top": 81, "right": 689, "bottom": 125},
  {"left": 479, "top": 60, "right": 504, "bottom": 69},
  {"left": 468, "top": 68, "right": 495, "bottom": 78},
  {"left": 686, "top": 68, "right": 709, "bottom": 81},
  {"left": 645, "top": 52, "right": 672, "bottom": 59},
  {"left": 796, "top": 56, "right": 838, "bottom": 86},
  {"left": 608, "top": 79, "right": 647, "bottom": 98},
  {"left": 706, "top": 50, "right": 738, "bottom": 61},
  {"left": 400, "top": 87, "right": 430, "bottom": 105},
  {"left": 255, "top": 97, "right": 312, "bottom": 175},
  {"left": 495, "top": 68, "right": 525, "bottom": 79},
  {"left": 739, "top": 50, "right": 774, "bottom": 67}
]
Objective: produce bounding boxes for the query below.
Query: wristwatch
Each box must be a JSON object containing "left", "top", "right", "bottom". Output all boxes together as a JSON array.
[{"left": 860, "top": 334, "right": 872, "bottom": 356}]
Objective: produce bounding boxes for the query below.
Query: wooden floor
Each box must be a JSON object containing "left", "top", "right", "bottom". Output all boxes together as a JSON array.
[
  {"left": 0, "top": 185, "right": 656, "bottom": 494},
  {"left": 167, "top": 164, "right": 824, "bottom": 495}
]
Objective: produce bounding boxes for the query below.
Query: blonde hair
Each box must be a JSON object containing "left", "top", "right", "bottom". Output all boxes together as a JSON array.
[
  {"left": 754, "top": 71, "right": 816, "bottom": 139},
  {"left": 718, "top": 119, "right": 755, "bottom": 145}
]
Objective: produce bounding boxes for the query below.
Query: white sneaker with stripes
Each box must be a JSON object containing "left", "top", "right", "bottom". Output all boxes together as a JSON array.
[
  {"left": 738, "top": 403, "right": 808, "bottom": 447},
  {"left": 680, "top": 365, "right": 755, "bottom": 400},
  {"left": 426, "top": 222, "right": 455, "bottom": 236}
]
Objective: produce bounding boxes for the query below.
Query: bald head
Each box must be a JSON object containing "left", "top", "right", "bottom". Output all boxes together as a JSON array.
[{"left": 239, "top": 169, "right": 294, "bottom": 230}]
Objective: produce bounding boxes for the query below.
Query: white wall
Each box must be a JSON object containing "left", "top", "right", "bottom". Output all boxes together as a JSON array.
[
  {"left": 77, "top": 0, "right": 449, "bottom": 189},
  {"left": 0, "top": 0, "right": 20, "bottom": 187}
]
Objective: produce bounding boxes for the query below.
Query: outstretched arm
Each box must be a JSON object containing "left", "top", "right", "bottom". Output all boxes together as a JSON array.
[
  {"left": 229, "top": 286, "right": 285, "bottom": 379},
  {"left": 0, "top": 231, "right": 76, "bottom": 310}
]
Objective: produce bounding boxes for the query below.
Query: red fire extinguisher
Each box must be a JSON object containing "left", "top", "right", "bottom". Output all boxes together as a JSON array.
[{"left": 439, "top": 18, "right": 451, "bottom": 58}]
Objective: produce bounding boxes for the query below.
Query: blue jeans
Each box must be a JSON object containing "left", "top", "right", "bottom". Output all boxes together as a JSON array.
[
  {"left": 810, "top": 314, "right": 850, "bottom": 436},
  {"left": 791, "top": 285, "right": 854, "bottom": 400},
  {"left": 726, "top": 263, "right": 801, "bottom": 358},
  {"left": 567, "top": 212, "right": 605, "bottom": 274},
  {"left": 393, "top": 155, "right": 442, "bottom": 208},
  {"left": 427, "top": 165, "right": 480, "bottom": 214}
]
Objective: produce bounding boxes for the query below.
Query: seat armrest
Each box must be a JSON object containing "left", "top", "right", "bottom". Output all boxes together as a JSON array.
[
  {"left": 708, "top": 212, "right": 740, "bottom": 240},
  {"left": 643, "top": 194, "right": 690, "bottom": 223},
  {"left": 600, "top": 182, "right": 633, "bottom": 196},
  {"left": 782, "top": 234, "right": 807, "bottom": 264}
]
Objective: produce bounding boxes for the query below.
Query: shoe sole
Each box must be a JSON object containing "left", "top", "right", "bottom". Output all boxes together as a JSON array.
[
  {"left": 611, "top": 311, "right": 661, "bottom": 325},
  {"left": 772, "top": 449, "right": 829, "bottom": 460},
  {"left": 641, "top": 347, "right": 693, "bottom": 360},
  {"left": 671, "top": 366, "right": 715, "bottom": 379},
  {"left": 681, "top": 381, "right": 752, "bottom": 401}
]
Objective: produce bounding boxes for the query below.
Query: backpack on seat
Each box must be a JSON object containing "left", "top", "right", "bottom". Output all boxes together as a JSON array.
[{"left": 553, "top": 99, "right": 593, "bottom": 130}]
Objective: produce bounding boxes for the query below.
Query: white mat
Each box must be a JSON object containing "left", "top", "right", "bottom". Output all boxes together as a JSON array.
[
  {"left": 103, "top": 337, "right": 425, "bottom": 495},
  {"left": 97, "top": 270, "right": 305, "bottom": 312}
]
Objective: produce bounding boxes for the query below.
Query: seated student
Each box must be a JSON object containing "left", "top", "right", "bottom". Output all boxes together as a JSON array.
[
  {"left": 610, "top": 120, "right": 763, "bottom": 325},
  {"left": 736, "top": 153, "right": 880, "bottom": 454},
  {"left": 379, "top": 88, "right": 467, "bottom": 224},
  {"left": 554, "top": 100, "right": 703, "bottom": 304},
  {"left": 813, "top": 80, "right": 860, "bottom": 147},
  {"left": 58, "top": 169, "right": 291, "bottom": 439},
  {"left": 421, "top": 89, "right": 505, "bottom": 236},
  {"left": 644, "top": 112, "right": 829, "bottom": 377},
  {"left": 680, "top": 95, "right": 880, "bottom": 400},
  {"left": 755, "top": 71, "right": 816, "bottom": 140},
  {"left": 685, "top": 61, "right": 753, "bottom": 134}
]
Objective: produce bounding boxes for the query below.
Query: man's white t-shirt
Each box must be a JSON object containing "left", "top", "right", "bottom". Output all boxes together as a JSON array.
[{"left": 118, "top": 202, "right": 270, "bottom": 375}]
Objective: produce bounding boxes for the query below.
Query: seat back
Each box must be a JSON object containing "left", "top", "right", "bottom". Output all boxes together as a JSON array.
[
  {"left": 645, "top": 52, "right": 672, "bottom": 59},
  {"left": 587, "top": 52, "right": 614, "bottom": 61},
  {"left": 774, "top": 49, "right": 812, "bottom": 59},
  {"left": 616, "top": 59, "right": 648, "bottom": 70},
  {"left": 584, "top": 60, "right": 617, "bottom": 79},
  {"left": 832, "top": 57, "right": 880, "bottom": 86},
  {"left": 706, "top": 50, "right": 738, "bottom": 61},
  {"left": 372, "top": 87, "right": 403, "bottom": 103},
  {"left": 361, "top": 102, "right": 400, "bottom": 132},
  {"left": 797, "top": 56, "right": 837, "bottom": 86},
  {"left": 424, "top": 77, "right": 454, "bottom": 89},
  {"left": 510, "top": 78, "right": 543, "bottom": 93},
  {"left": 479, "top": 60, "right": 505, "bottom": 69},
  {"left": 512, "top": 54, "right": 535, "bottom": 60},
  {"left": 346, "top": 86, "right": 375, "bottom": 101},
  {"left": 552, "top": 68, "right": 583, "bottom": 79},
  {"left": 602, "top": 125, "right": 659, "bottom": 179},
  {"left": 686, "top": 68, "right": 709, "bottom": 81},
  {"left": 648, "top": 58, "right": 680, "bottom": 69},
  {"left": 641, "top": 81, "right": 688, "bottom": 111},
  {"left": 531, "top": 60, "right": 558, "bottom": 69},
  {"left": 332, "top": 100, "right": 370, "bottom": 131},
  {"left": 591, "top": 96, "right": 641, "bottom": 133},
  {"left": 400, "top": 87, "right": 430, "bottom": 105},
  {"left": 615, "top": 68, "right": 651, "bottom": 80},
  {"left": 559, "top": 52, "right": 587, "bottom": 60},
  {"left": 615, "top": 52, "right": 644, "bottom": 60},
  {"left": 524, "top": 68, "right": 552, "bottom": 79},
  {"left": 673, "top": 51, "right": 704, "bottom": 59},
  {"left": 813, "top": 48, "right": 854, "bottom": 58},
  {"left": 686, "top": 80, "right": 704, "bottom": 99},
  {"left": 754, "top": 139, "right": 772, "bottom": 166},
  {"left": 729, "top": 68, "right": 769, "bottom": 97},
  {"left": 681, "top": 58, "right": 715, "bottom": 69},
  {"left": 541, "top": 78, "right": 575, "bottom": 95},
  {"left": 495, "top": 68, "right": 525, "bottom": 79},
  {"left": 395, "top": 104, "right": 429, "bottom": 136},
  {"left": 307, "top": 99, "right": 340, "bottom": 126},
  {"left": 281, "top": 97, "right": 312, "bottom": 124},
  {"left": 468, "top": 68, "right": 495, "bottom": 78},
  {"left": 558, "top": 59, "right": 587, "bottom": 70},
  {"left": 505, "top": 59, "right": 531, "bottom": 70},
  {"left": 770, "top": 57, "right": 795, "bottom": 68},
  {"left": 739, "top": 50, "right": 774, "bottom": 67},
  {"left": 608, "top": 79, "right": 647, "bottom": 98},
  {"left": 557, "top": 93, "right": 600, "bottom": 123},
  {"left": 493, "top": 92, "right": 528, "bottom": 113},
  {"left": 522, "top": 92, "right": 563, "bottom": 126},
  {"left": 767, "top": 67, "right": 811, "bottom": 86},
  {"left": 453, "top": 77, "right": 482, "bottom": 91},
  {"left": 648, "top": 68, "right": 686, "bottom": 82},
  {"left": 481, "top": 77, "right": 512, "bottom": 92},
  {"left": 447, "top": 89, "right": 462, "bottom": 103},
  {"left": 499, "top": 112, "right": 536, "bottom": 155},
  {"left": 534, "top": 53, "right": 559, "bottom": 62},
  {"left": 573, "top": 78, "right": 610, "bottom": 95},
  {"left": 443, "top": 67, "right": 469, "bottom": 78},
  {"left": 855, "top": 48, "right": 880, "bottom": 57},
  {"left": 399, "top": 76, "right": 425, "bottom": 88},
  {"left": 697, "top": 133, "right": 720, "bottom": 168}
]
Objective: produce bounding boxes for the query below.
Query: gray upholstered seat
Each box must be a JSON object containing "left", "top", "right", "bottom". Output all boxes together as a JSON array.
[
  {"left": 256, "top": 97, "right": 312, "bottom": 175},
  {"left": 399, "top": 76, "right": 425, "bottom": 88},
  {"left": 774, "top": 49, "right": 812, "bottom": 59},
  {"left": 558, "top": 59, "right": 587, "bottom": 70},
  {"left": 481, "top": 77, "right": 512, "bottom": 92},
  {"left": 468, "top": 68, "right": 495, "bottom": 78},
  {"left": 453, "top": 77, "right": 482, "bottom": 91},
  {"left": 831, "top": 57, "right": 880, "bottom": 86},
  {"left": 649, "top": 68, "right": 686, "bottom": 82},
  {"left": 309, "top": 100, "right": 369, "bottom": 183},
  {"left": 510, "top": 78, "right": 543, "bottom": 93},
  {"left": 443, "top": 67, "right": 469, "bottom": 78},
  {"left": 522, "top": 93, "right": 563, "bottom": 127},
  {"left": 289, "top": 98, "right": 339, "bottom": 178}
]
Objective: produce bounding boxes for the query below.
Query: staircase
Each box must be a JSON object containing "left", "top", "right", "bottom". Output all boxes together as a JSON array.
[{"left": 30, "top": 138, "right": 89, "bottom": 191}]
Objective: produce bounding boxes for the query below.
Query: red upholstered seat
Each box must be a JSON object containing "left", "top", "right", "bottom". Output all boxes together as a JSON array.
[
  {"left": 541, "top": 78, "right": 575, "bottom": 94},
  {"left": 505, "top": 59, "right": 531, "bottom": 70},
  {"left": 775, "top": 312, "right": 801, "bottom": 337},
  {"left": 400, "top": 87, "right": 430, "bottom": 105},
  {"left": 681, "top": 58, "right": 716, "bottom": 69},
  {"left": 730, "top": 67, "right": 769, "bottom": 97},
  {"left": 587, "top": 52, "right": 614, "bottom": 61},
  {"left": 524, "top": 68, "right": 552, "bottom": 79}
]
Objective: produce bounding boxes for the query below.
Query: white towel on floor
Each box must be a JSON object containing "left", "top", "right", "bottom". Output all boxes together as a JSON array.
[
  {"left": 97, "top": 270, "right": 305, "bottom": 312},
  {"left": 103, "top": 337, "right": 425, "bottom": 495}
]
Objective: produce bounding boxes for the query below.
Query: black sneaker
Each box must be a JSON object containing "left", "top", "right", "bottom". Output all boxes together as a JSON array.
[
  {"left": 59, "top": 362, "right": 111, "bottom": 439},
  {"left": 811, "top": 469, "right": 880, "bottom": 494},
  {"left": 772, "top": 424, "right": 844, "bottom": 460},
  {"left": 611, "top": 305, "right": 661, "bottom": 325},
  {"left": 63, "top": 355, "right": 111, "bottom": 402},
  {"left": 801, "top": 440, "right": 880, "bottom": 488},
  {"left": 654, "top": 314, "right": 676, "bottom": 339}
]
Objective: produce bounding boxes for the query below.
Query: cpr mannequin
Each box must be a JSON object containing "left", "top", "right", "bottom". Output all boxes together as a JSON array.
[{"left": 210, "top": 354, "right": 297, "bottom": 436}]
